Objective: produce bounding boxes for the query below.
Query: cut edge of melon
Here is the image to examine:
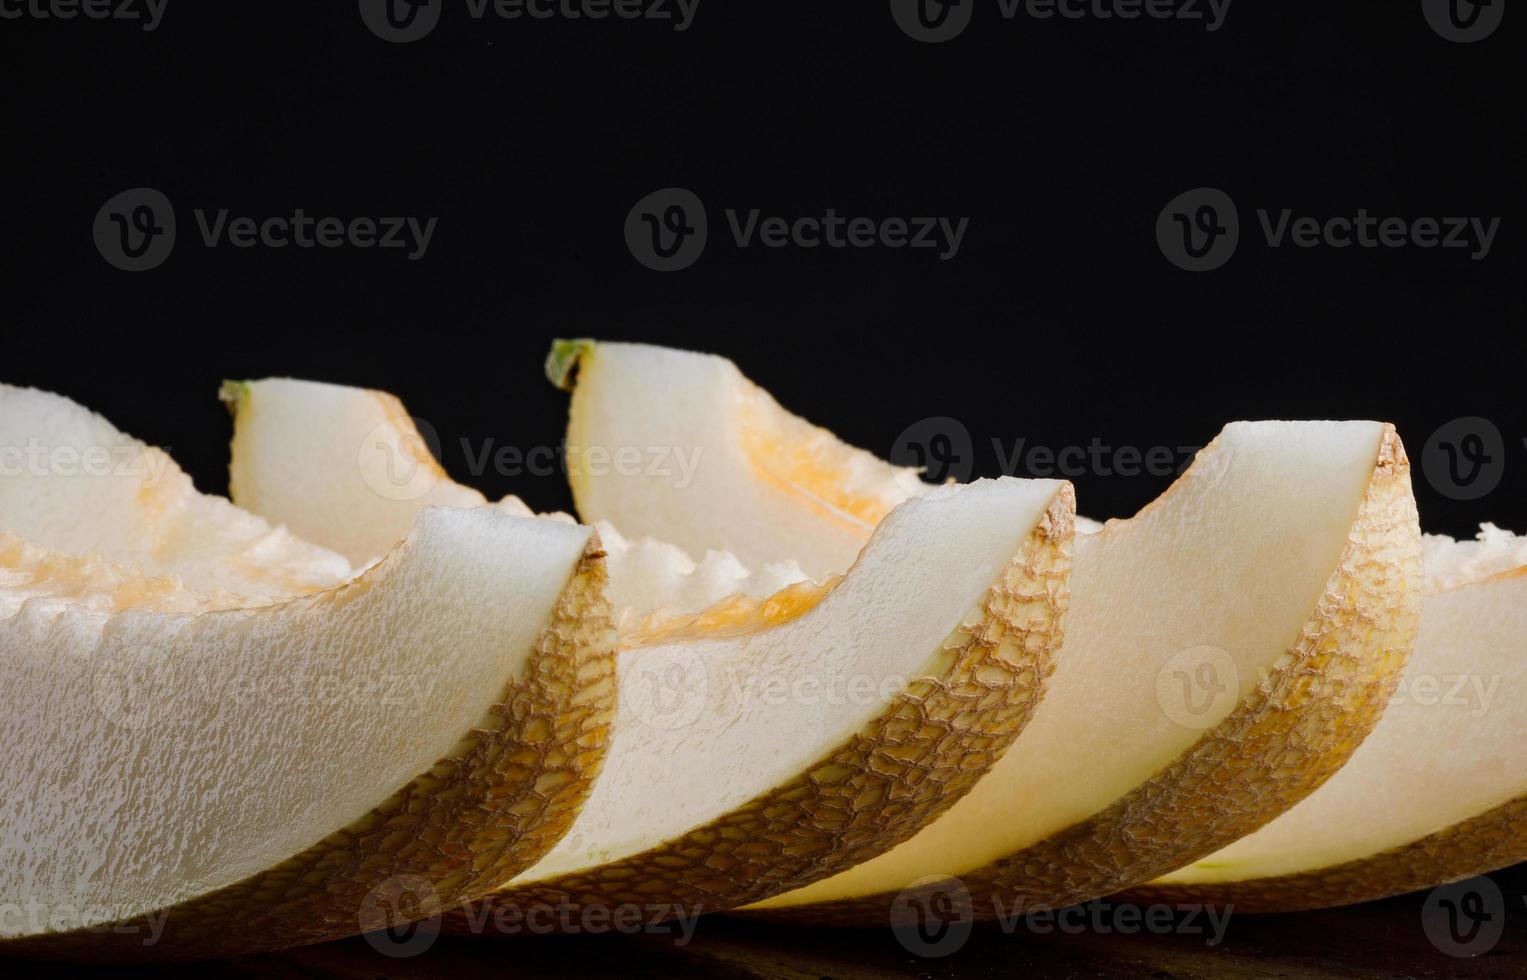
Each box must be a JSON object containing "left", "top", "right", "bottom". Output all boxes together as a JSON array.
[
  {"left": 0, "top": 507, "right": 619, "bottom": 960},
  {"left": 452, "top": 477, "right": 1075, "bottom": 922}
]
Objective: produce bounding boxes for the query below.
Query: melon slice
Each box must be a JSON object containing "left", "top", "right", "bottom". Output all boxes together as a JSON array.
[
  {"left": 0, "top": 384, "right": 352, "bottom": 598},
  {"left": 549, "top": 343, "right": 1423, "bottom": 922},
  {"left": 221, "top": 379, "right": 543, "bottom": 569},
  {"left": 219, "top": 376, "right": 1076, "bottom": 915},
  {"left": 1138, "top": 526, "right": 1527, "bottom": 912},
  {"left": 548, "top": 339, "right": 927, "bottom": 581},
  {"left": 223, "top": 377, "right": 812, "bottom": 619},
  {"left": 0, "top": 505, "right": 617, "bottom": 960},
  {"left": 465, "top": 474, "right": 1072, "bottom": 920}
]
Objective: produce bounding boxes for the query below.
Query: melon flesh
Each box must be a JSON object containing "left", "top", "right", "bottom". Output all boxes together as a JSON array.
[
  {"left": 0, "top": 384, "right": 350, "bottom": 597},
  {"left": 222, "top": 379, "right": 536, "bottom": 568},
  {"left": 1148, "top": 526, "right": 1527, "bottom": 903},
  {"left": 223, "top": 377, "right": 811, "bottom": 618},
  {"left": 0, "top": 503, "right": 618, "bottom": 957},
  {"left": 505, "top": 476, "right": 1063, "bottom": 885},
  {"left": 546, "top": 341, "right": 1422, "bottom": 919},
  {"left": 752, "top": 420, "right": 1420, "bottom": 914},
  {"left": 550, "top": 340, "right": 926, "bottom": 581},
  {"left": 218, "top": 375, "right": 1076, "bottom": 914}
]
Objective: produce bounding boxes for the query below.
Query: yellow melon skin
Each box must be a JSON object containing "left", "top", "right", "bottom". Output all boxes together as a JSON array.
[
  {"left": 444, "top": 491, "right": 1075, "bottom": 930},
  {"left": 0, "top": 539, "right": 617, "bottom": 961},
  {"left": 745, "top": 430, "right": 1422, "bottom": 926}
]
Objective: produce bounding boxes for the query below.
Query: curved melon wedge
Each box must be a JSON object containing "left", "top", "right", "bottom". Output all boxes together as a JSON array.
[
  {"left": 548, "top": 339, "right": 927, "bottom": 581},
  {"left": 223, "top": 377, "right": 810, "bottom": 618},
  {"left": 460, "top": 475, "right": 1073, "bottom": 922},
  {"left": 0, "top": 507, "right": 618, "bottom": 960},
  {"left": 221, "top": 378, "right": 537, "bottom": 569},
  {"left": 1137, "top": 526, "right": 1527, "bottom": 912},
  {"left": 0, "top": 384, "right": 351, "bottom": 597}
]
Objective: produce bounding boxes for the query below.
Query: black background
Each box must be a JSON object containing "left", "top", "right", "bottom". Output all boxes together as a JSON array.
[{"left": 1, "top": 2, "right": 1521, "bottom": 536}]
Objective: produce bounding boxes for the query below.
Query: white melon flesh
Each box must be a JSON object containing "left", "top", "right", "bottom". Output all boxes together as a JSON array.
[
  {"left": 550, "top": 340, "right": 927, "bottom": 581},
  {"left": 746, "top": 420, "right": 1420, "bottom": 918},
  {"left": 224, "top": 377, "right": 810, "bottom": 618},
  {"left": 479, "top": 475, "right": 1073, "bottom": 915},
  {"left": 222, "top": 378, "right": 535, "bottom": 568},
  {"left": 549, "top": 345, "right": 1422, "bottom": 919},
  {"left": 1145, "top": 527, "right": 1527, "bottom": 910},
  {"left": 0, "top": 506, "right": 619, "bottom": 958},
  {"left": 0, "top": 384, "right": 350, "bottom": 597},
  {"left": 222, "top": 375, "right": 1076, "bottom": 915}
]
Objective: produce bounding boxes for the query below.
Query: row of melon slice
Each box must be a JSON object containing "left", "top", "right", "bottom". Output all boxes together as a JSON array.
[{"left": 0, "top": 341, "right": 1519, "bottom": 959}]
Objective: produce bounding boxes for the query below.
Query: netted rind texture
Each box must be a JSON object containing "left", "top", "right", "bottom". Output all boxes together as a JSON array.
[
  {"left": 754, "top": 429, "right": 1422, "bottom": 927},
  {"left": 449, "top": 490, "right": 1074, "bottom": 931},
  {"left": 1129, "top": 794, "right": 1527, "bottom": 913},
  {"left": 3, "top": 542, "right": 618, "bottom": 961}
]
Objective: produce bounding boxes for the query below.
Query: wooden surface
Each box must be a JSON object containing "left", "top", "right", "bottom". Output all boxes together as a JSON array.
[{"left": 18, "top": 864, "right": 1527, "bottom": 978}]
